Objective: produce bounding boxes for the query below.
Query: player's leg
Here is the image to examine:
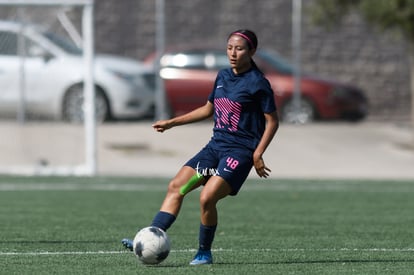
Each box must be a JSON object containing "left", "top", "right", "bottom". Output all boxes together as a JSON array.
[
  {"left": 152, "top": 166, "right": 205, "bottom": 231},
  {"left": 199, "top": 176, "right": 232, "bottom": 226},
  {"left": 190, "top": 151, "right": 253, "bottom": 264},
  {"left": 190, "top": 176, "right": 232, "bottom": 265},
  {"left": 122, "top": 166, "right": 205, "bottom": 251}
]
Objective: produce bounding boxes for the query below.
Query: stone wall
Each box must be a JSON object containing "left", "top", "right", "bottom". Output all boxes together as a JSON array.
[
  {"left": 3, "top": 0, "right": 406, "bottom": 120},
  {"left": 93, "top": 0, "right": 411, "bottom": 120}
]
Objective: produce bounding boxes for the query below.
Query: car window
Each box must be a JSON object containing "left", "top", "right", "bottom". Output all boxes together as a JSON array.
[
  {"left": 43, "top": 31, "right": 82, "bottom": 55},
  {"left": 211, "top": 52, "right": 229, "bottom": 70},
  {"left": 161, "top": 51, "right": 230, "bottom": 71},
  {"left": 0, "top": 31, "right": 39, "bottom": 56},
  {"left": 161, "top": 53, "right": 206, "bottom": 69},
  {"left": 0, "top": 30, "right": 49, "bottom": 58},
  {"left": 256, "top": 50, "right": 296, "bottom": 75},
  {"left": 0, "top": 31, "right": 18, "bottom": 55}
]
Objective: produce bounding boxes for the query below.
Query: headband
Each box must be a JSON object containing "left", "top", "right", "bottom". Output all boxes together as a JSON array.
[{"left": 232, "top": 32, "right": 255, "bottom": 49}]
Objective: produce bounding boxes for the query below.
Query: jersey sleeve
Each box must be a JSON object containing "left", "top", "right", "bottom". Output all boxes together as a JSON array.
[
  {"left": 258, "top": 78, "right": 277, "bottom": 114},
  {"left": 208, "top": 70, "right": 222, "bottom": 103}
]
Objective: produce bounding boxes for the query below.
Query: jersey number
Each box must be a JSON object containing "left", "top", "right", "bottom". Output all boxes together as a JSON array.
[{"left": 226, "top": 157, "right": 239, "bottom": 169}]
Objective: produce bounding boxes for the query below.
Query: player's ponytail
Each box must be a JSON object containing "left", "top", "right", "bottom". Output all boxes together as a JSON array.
[{"left": 250, "top": 59, "right": 264, "bottom": 75}]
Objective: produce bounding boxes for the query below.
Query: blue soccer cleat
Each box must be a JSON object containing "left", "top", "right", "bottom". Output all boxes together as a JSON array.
[
  {"left": 121, "top": 238, "right": 133, "bottom": 251},
  {"left": 189, "top": 249, "right": 213, "bottom": 265}
]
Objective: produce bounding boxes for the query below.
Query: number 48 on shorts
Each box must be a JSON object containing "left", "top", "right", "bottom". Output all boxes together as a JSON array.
[{"left": 226, "top": 157, "right": 239, "bottom": 169}]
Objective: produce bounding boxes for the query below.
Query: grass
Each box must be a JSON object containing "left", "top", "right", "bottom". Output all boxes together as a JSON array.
[{"left": 0, "top": 176, "right": 413, "bottom": 274}]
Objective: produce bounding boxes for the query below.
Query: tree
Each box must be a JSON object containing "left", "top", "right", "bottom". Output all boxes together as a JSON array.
[{"left": 310, "top": 0, "right": 414, "bottom": 140}]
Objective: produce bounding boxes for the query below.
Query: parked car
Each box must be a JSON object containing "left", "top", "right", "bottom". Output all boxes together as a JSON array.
[
  {"left": 145, "top": 47, "right": 368, "bottom": 123},
  {"left": 0, "top": 21, "right": 155, "bottom": 122}
]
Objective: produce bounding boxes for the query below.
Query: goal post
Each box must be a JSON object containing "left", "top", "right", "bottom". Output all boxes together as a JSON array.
[{"left": 0, "top": 0, "right": 96, "bottom": 176}]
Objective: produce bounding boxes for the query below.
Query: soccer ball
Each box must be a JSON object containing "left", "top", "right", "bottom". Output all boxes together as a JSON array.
[{"left": 133, "top": 226, "right": 171, "bottom": 265}]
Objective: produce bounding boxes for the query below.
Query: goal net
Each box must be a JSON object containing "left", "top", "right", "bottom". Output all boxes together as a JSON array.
[{"left": 0, "top": 0, "right": 96, "bottom": 175}]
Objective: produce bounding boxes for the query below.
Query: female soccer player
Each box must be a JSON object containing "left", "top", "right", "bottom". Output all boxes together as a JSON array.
[{"left": 122, "top": 29, "right": 279, "bottom": 265}]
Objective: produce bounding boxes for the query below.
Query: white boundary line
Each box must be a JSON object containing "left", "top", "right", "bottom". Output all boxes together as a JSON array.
[
  {"left": 0, "top": 183, "right": 166, "bottom": 191},
  {"left": 1, "top": 248, "right": 413, "bottom": 256},
  {"left": 1, "top": 182, "right": 413, "bottom": 193}
]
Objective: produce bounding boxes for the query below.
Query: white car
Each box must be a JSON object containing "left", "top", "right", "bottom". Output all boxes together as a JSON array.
[{"left": 0, "top": 21, "right": 155, "bottom": 122}]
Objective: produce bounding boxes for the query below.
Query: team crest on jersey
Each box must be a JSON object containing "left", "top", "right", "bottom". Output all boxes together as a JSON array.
[{"left": 214, "top": 98, "right": 241, "bottom": 132}]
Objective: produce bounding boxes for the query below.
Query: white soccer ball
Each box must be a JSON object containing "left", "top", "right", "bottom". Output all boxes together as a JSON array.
[{"left": 133, "top": 226, "right": 171, "bottom": 265}]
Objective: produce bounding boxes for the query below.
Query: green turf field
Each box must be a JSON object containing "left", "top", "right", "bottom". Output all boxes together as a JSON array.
[{"left": 0, "top": 176, "right": 413, "bottom": 274}]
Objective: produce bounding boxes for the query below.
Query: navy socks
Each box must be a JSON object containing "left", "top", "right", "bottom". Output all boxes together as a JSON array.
[
  {"left": 151, "top": 211, "right": 176, "bottom": 231},
  {"left": 151, "top": 212, "right": 217, "bottom": 251},
  {"left": 198, "top": 223, "right": 217, "bottom": 251}
]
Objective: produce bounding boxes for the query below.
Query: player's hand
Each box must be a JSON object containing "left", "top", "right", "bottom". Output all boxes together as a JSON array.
[
  {"left": 253, "top": 156, "right": 271, "bottom": 178},
  {"left": 152, "top": 120, "right": 173, "bottom": 133}
]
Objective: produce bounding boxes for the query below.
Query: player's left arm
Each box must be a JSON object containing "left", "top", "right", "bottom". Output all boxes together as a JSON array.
[{"left": 253, "top": 111, "right": 279, "bottom": 178}]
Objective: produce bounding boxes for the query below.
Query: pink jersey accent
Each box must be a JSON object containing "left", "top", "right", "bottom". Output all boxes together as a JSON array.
[{"left": 214, "top": 98, "right": 242, "bottom": 132}]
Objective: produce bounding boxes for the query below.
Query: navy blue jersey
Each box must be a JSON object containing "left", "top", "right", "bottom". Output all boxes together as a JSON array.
[{"left": 208, "top": 67, "right": 277, "bottom": 151}]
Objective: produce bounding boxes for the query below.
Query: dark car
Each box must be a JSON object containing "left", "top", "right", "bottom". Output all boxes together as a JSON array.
[{"left": 145, "top": 47, "right": 368, "bottom": 123}]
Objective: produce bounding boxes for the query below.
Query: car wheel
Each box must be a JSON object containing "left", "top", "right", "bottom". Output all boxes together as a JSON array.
[
  {"left": 281, "top": 98, "right": 316, "bottom": 124},
  {"left": 62, "top": 84, "right": 110, "bottom": 123}
]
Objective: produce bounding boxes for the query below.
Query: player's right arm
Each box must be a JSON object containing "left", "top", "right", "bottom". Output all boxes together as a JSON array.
[{"left": 152, "top": 101, "right": 214, "bottom": 133}]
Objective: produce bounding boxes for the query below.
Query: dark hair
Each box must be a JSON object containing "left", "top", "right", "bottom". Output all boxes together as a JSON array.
[{"left": 228, "top": 29, "right": 258, "bottom": 50}]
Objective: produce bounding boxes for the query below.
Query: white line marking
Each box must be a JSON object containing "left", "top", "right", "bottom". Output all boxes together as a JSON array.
[
  {"left": 1, "top": 248, "right": 413, "bottom": 256},
  {"left": 1, "top": 182, "right": 413, "bottom": 193},
  {"left": 0, "top": 251, "right": 127, "bottom": 256},
  {"left": 0, "top": 183, "right": 166, "bottom": 192}
]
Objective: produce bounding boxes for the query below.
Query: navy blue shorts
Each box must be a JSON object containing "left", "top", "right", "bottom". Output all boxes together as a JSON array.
[{"left": 185, "top": 144, "right": 253, "bottom": 196}]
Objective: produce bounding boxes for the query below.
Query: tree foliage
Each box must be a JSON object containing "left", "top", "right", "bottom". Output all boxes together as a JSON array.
[
  {"left": 310, "top": 0, "right": 414, "bottom": 41},
  {"left": 311, "top": 0, "right": 414, "bottom": 138}
]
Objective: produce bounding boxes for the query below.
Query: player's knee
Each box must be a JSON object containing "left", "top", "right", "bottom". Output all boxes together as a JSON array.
[
  {"left": 199, "top": 193, "right": 216, "bottom": 210},
  {"left": 167, "top": 178, "right": 186, "bottom": 196}
]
